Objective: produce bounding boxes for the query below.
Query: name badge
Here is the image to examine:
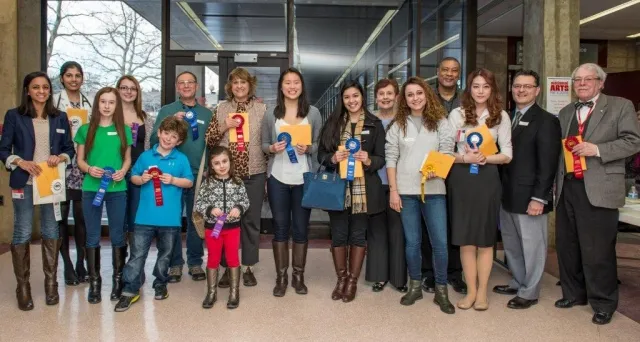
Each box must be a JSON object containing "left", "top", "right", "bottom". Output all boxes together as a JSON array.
[
  {"left": 197, "top": 120, "right": 205, "bottom": 124},
  {"left": 56, "top": 129, "right": 65, "bottom": 134},
  {"left": 12, "top": 189, "right": 24, "bottom": 199},
  {"left": 107, "top": 131, "right": 118, "bottom": 136},
  {"left": 361, "top": 130, "right": 370, "bottom": 135},
  {"left": 519, "top": 121, "right": 529, "bottom": 126},
  {"left": 456, "top": 130, "right": 466, "bottom": 142}
]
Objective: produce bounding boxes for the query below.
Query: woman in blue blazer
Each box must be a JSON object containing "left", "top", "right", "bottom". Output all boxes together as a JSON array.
[{"left": 0, "top": 71, "right": 75, "bottom": 311}]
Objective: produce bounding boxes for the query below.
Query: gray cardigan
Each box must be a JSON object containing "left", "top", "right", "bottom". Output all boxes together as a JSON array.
[{"left": 261, "top": 105, "right": 323, "bottom": 177}]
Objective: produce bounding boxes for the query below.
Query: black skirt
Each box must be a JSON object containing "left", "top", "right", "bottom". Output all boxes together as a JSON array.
[{"left": 447, "top": 163, "right": 501, "bottom": 247}]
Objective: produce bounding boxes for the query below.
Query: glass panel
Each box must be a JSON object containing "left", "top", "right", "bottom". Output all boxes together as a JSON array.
[
  {"left": 173, "top": 65, "right": 220, "bottom": 110},
  {"left": 170, "top": 0, "right": 287, "bottom": 51},
  {"left": 234, "top": 66, "right": 281, "bottom": 107}
]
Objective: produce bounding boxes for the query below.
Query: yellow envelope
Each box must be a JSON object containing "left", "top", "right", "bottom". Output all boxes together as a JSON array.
[
  {"left": 465, "top": 124, "right": 499, "bottom": 156},
  {"left": 338, "top": 146, "right": 363, "bottom": 179},
  {"left": 67, "top": 108, "right": 88, "bottom": 136},
  {"left": 420, "top": 151, "right": 455, "bottom": 179},
  {"left": 228, "top": 113, "right": 250, "bottom": 143},
  {"left": 34, "top": 162, "right": 61, "bottom": 197},
  {"left": 562, "top": 136, "right": 587, "bottom": 173},
  {"left": 280, "top": 124, "right": 312, "bottom": 145}
]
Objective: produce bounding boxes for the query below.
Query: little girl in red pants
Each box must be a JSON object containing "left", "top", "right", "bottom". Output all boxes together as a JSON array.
[{"left": 194, "top": 146, "right": 249, "bottom": 309}]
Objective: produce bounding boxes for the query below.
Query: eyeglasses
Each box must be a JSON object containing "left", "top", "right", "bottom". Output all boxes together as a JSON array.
[
  {"left": 177, "top": 80, "right": 197, "bottom": 87},
  {"left": 512, "top": 84, "right": 537, "bottom": 90},
  {"left": 118, "top": 86, "right": 137, "bottom": 92},
  {"left": 572, "top": 77, "right": 600, "bottom": 84}
]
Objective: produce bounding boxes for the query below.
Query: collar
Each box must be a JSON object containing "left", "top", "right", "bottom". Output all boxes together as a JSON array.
[
  {"left": 577, "top": 93, "right": 600, "bottom": 105},
  {"left": 434, "top": 85, "right": 459, "bottom": 102},
  {"left": 152, "top": 144, "right": 178, "bottom": 159},
  {"left": 56, "top": 90, "right": 92, "bottom": 110},
  {"left": 178, "top": 98, "right": 198, "bottom": 110},
  {"left": 515, "top": 102, "right": 535, "bottom": 116}
]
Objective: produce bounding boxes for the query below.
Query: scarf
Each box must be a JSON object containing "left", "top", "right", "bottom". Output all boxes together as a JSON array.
[
  {"left": 234, "top": 97, "right": 253, "bottom": 113},
  {"left": 341, "top": 111, "right": 367, "bottom": 214}
]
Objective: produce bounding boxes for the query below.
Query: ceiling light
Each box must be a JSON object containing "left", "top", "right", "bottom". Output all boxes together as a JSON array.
[
  {"left": 387, "top": 34, "right": 460, "bottom": 75},
  {"left": 627, "top": 32, "right": 640, "bottom": 38},
  {"left": 176, "top": 1, "right": 224, "bottom": 50},
  {"left": 580, "top": 0, "right": 640, "bottom": 25}
]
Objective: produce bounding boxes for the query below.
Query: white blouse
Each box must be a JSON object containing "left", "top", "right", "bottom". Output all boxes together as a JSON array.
[
  {"left": 270, "top": 117, "right": 310, "bottom": 185},
  {"left": 448, "top": 107, "right": 513, "bottom": 159}
]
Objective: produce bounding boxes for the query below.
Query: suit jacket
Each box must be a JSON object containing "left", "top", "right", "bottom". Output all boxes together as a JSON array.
[
  {"left": 317, "top": 112, "right": 386, "bottom": 215},
  {"left": 0, "top": 108, "right": 75, "bottom": 189},
  {"left": 501, "top": 103, "right": 561, "bottom": 214},
  {"left": 555, "top": 94, "right": 640, "bottom": 209}
]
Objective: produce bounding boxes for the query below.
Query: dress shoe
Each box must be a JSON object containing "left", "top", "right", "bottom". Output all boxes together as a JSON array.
[
  {"left": 493, "top": 285, "right": 517, "bottom": 295},
  {"left": 243, "top": 267, "right": 257, "bottom": 287},
  {"left": 448, "top": 278, "right": 467, "bottom": 294},
  {"left": 421, "top": 276, "right": 435, "bottom": 293},
  {"left": 372, "top": 281, "right": 387, "bottom": 292},
  {"left": 554, "top": 298, "right": 588, "bottom": 308},
  {"left": 592, "top": 311, "right": 613, "bottom": 325},
  {"left": 507, "top": 296, "right": 538, "bottom": 309},
  {"left": 395, "top": 285, "right": 408, "bottom": 293}
]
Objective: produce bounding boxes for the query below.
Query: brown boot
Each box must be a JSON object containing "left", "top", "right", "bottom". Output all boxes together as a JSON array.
[
  {"left": 272, "top": 241, "right": 289, "bottom": 297},
  {"left": 42, "top": 239, "right": 62, "bottom": 305},
  {"left": 227, "top": 267, "right": 240, "bottom": 309},
  {"left": 331, "top": 246, "right": 348, "bottom": 300},
  {"left": 292, "top": 242, "right": 308, "bottom": 295},
  {"left": 342, "top": 246, "right": 366, "bottom": 303},
  {"left": 11, "top": 243, "right": 34, "bottom": 311}
]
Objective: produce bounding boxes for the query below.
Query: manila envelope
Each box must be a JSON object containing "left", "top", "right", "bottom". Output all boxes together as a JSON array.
[
  {"left": 562, "top": 136, "right": 587, "bottom": 173},
  {"left": 66, "top": 108, "right": 88, "bottom": 137},
  {"left": 228, "top": 113, "right": 250, "bottom": 143},
  {"left": 338, "top": 146, "right": 363, "bottom": 179},
  {"left": 34, "top": 162, "right": 61, "bottom": 197},
  {"left": 420, "top": 151, "right": 455, "bottom": 179},
  {"left": 465, "top": 124, "right": 499, "bottom": 156},
  {"left": 280, "top": 124, "right": 312, "bottom": 146}
]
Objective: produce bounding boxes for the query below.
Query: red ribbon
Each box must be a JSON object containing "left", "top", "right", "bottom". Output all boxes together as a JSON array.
[
  {"left": 564, "top": 136, "right": 583, "bottom": 179},
  {"left": 233, "top": 114, "right": 246, "bottom": 152},
  {"left": 148, "top": 167, "right": 164, "bottom": 206}
]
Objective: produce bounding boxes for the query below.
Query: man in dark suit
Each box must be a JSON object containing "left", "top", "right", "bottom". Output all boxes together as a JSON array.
[
  {"left": 555, "top": 63, "right": 640, "bottom": 325},
  {"left": 493, "top": 70, "right": 561, "bottom": 309}
]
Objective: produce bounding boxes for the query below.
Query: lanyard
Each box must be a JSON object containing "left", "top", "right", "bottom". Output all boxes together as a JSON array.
[{"left": 576, "top": 102, "right": 596, "bottom": 136}]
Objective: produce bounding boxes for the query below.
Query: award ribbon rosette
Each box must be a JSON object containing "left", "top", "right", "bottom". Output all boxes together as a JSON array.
[
  {"left": 211, "top": 213, "right": 227, "bottom": 238},
  {"left": 184, "top": 108, "right": 199, "bottom": 141},
  {"left": 466, "top": 132, "right": 483, "bottom": 175},
  {"left": 229, "top": 113, "right": 249, "bottom": 152},
  {"left": 92, "top": 167, "right": 115, "bottom": 207},
  {"left": 131, "top": 123, "right": 140, "bottom": 147},
  {"left": 278, "top": 132, "right": 298, "bottom": 164},
  {"left": 148, "top": 166, "right": 164, "bottom": 206},
  {"left": 419, "top": 151, "right": 455, "bottom": 202},
  {"left": 344, "top": 138, "right": 360, "bottom": 181},
  {"left": 563, "top": 135, "right": 587, "bottom": 179}
]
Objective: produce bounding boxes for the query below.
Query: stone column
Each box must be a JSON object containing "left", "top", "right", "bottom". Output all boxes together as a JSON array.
[{"left": 522, "top": 0, "right": 580, "bottom": 248}]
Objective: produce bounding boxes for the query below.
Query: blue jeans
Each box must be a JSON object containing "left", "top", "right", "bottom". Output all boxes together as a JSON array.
[
  {"left": 124, "top": 174, "right": 141, "bottom": 233},
  {"left": 400, "top": 195, "right": 448, "bottom": 284},
  {"left": 121, "top": 225, "right": 177, "bottom": 295},
  {"left": 267, "top": 176, "right": 311, "bottom": 243},
  {"left": 169, "top": 186, "right": 203, "bottom": 268},
  {"left": 82, "top": 191, "right": 127, "bottom": 248},
  {"left": 12, "top": 186, "right": 59, "bottom": 244}
]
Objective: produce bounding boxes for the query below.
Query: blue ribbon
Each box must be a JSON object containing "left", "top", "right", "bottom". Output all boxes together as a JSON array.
[
  {"left": 211, "top": 213, "right": 227, "bottom": 238},
  {"left": 278, "top": 132, "right": 298, "bottom": 164},
  {"left": 92, "top": 167, "right": 115, "bottom": 207},
  {"left": 183, "top": 107, "right": 199, "bottom": 141},
  {"left": 345, "top": 138, "right": 361, "bottom": 181},
  {"left": 466, "top": 132, "right": 483, "bottom": 175}
]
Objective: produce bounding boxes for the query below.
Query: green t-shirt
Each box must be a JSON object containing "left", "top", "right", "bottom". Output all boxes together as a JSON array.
[{"left": 74, "top": 124, "right": 133, "bottom": 192}]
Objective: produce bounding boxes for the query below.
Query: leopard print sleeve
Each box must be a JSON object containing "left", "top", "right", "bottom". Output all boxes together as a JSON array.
[{"left": 205, "top": 106, "right": 223, "bottom": 149}]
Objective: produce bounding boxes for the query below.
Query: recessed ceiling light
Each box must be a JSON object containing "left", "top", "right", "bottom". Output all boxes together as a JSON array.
[{"left": 627, "top": 32, "right": 640, "bottom": 38}]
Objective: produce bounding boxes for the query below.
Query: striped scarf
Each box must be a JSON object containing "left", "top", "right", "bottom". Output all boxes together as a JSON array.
[{"left": 341, "top": 112, "right": 367, "bottom": 214}]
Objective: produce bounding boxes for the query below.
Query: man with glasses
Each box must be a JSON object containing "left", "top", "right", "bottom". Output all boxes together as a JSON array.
[
  {"left": 150, "top": 71, "right": 213, "bottom": 282},
  {"left": 493, "top": 70, "right": 561, "bottom": 309},
  {"left": 554, "top": 63, "right": 640, "bottom": 325}
]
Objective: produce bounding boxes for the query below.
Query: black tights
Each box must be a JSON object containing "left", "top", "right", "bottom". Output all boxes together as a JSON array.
[{"left": 59, "top": 199, "right": 87, "bottom": 275}]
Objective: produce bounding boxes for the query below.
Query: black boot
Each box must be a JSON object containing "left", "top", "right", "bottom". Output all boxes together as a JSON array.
[
  {"left": 76, "top": 246, "right": 89, "bottom": 283},
  {"left": 202, "top": 268, "right": 218, "bottom": 309},
  {"left": 218, "top": 268, "right": 230, "bottom": 288},
  {"left": 227, "top": 267, "right": 240, "bottom": 309},
  {"left": 400, "top": 279, "right": 423, "bottom": 306},
  {"left": 272, "top": 240, "right": 289, "bottom": 297},
  {"left": 292, "top": 242, "right": 308, "bottom": 295},
  {"left": 11, "top": 243, "right": 34, "bottom": 311},
  {"left": 42, "top": 239, "right": 61, "bottom": 305},
  {"left": 434, "top": 284, "right": 455, "bottom": 314},
  {"left": 87, "top": 246, "right": 102, "bottom": 304},
  {"left": 110, "top": 246, "right": 127, "bottom": 301}
]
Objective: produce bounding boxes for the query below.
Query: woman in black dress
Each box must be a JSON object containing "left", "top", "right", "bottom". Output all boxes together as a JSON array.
[{"left": 447, "top": 68, "right": 512, "bottom": 311}]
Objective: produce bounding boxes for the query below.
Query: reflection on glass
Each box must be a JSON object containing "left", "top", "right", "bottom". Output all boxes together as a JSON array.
[{"left": 174, "top": 65, "right": 220, "bottom": 110}]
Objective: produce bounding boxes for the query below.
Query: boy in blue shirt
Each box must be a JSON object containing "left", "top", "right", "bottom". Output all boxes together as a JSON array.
[{"left": 115, "top": 116, "right": 194, "bottom": 312}]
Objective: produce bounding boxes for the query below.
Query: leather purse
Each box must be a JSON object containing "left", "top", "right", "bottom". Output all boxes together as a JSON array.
[{"left": 302, "top": 166, "right": 347, "bottom": 211}]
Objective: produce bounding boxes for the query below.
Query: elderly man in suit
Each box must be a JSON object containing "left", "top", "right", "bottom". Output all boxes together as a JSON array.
[
  {"left": 494, "top": 70, "right": 561, "bottom": 309},
  {"left": 555, "top": 63, "right": 640, "bottom": 325}
]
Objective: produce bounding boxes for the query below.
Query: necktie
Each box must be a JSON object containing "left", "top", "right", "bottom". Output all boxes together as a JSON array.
[
  {"left": 574, "top": 101, "right": 594, "bottom": 110},
  {"left": 512, "top": 111, "right": 523, "bottom": 130}
]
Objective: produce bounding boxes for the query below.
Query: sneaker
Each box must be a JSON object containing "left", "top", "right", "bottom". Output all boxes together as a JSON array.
[
  {"left": 188, "top": 266, "right": 206, "bottom": 281},
  {"left": 168, "top": 267, "right": 182, "bottom": 283},
  {"left": 114, "top": 294, "right": 140, "bottom": 312},
  {"left": 154, "top": 285, "right": 169, "bottom": 300}
]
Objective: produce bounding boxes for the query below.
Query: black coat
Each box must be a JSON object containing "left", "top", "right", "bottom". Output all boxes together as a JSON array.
[
  {"left": 501, "top": 103, "right": 561, "bottom": 214},
  {"left": 318, "top": 112, "right": 386, "bottom": 215}
]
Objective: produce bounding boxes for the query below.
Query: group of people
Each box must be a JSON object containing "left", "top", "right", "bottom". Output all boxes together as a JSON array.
[{"left": 1, "top": 57, "right": 638, "bottom": 325}]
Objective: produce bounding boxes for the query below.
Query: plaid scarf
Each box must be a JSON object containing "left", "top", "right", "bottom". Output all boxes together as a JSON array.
[{"left": 341, "top": 112, "right": 367, "bottom": 214}]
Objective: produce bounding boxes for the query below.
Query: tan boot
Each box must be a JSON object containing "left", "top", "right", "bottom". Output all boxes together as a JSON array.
[
  {"left": 291, "top": 242, "right": 308, "bottom": 295},
  {"left": 11, "top": 243, "right": 34, "bottom": 311},
  {"left": 272, "top": 241, "right": 289, "bottom": 297},
  {"left": 227, "top": 267, "right": 240, "bottom": 309},
  {"left": 42, "top": 239, "right": 62, "bottom": 305},
  {"left": 202, "top": 268, "right": 218, "bottom": 309}
]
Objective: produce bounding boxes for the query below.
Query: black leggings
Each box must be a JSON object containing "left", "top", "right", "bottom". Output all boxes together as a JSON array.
[
  {"left": 328, "top": 211, "right": 367, "bottom": 247},
  {"left": 59, "top": 190, "right": 87, "bottom": 271}
]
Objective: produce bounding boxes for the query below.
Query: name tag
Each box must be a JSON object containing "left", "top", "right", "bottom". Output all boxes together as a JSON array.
[
  {"left": 12, "top": 189, "right": 24, "bottom": 199},
  {"left": 197, "top": 120, "right": 204, "bottom": 124},
  {"left": 107, "top": 131, "right": 118, "bottom": 136},
  {"left": 456, "top": 130, "right": 466, "bottom": 142},
  {"left": 56, "top": 129, "right": 65, "bottom": 134},
  {"left": 361, "top": 130, "right": 370, "bottom": 135},
  {"left": 519, "top": 121, "right": 529, "bottom": 126}
]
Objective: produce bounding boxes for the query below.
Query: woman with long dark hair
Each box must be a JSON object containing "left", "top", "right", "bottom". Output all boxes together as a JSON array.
[
  {"left": 261, "top": 68, "right": 322, "bottom": 296},
  {"left": 318, "top": 80, "right": 386, "bottom": 302},
  {"left": 0, "top": 71, "right": 75, "bottom": 310},
  {"left": 448, "top": 68, "right": 512, "bottom": 311},
  {"left": 53, "top": 61, "right": 93, "bottom": 286}
]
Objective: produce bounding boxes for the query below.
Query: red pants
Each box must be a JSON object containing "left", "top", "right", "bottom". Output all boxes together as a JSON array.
[{"left": 205, "top": 227, "right": 240, "bottom": 269}]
